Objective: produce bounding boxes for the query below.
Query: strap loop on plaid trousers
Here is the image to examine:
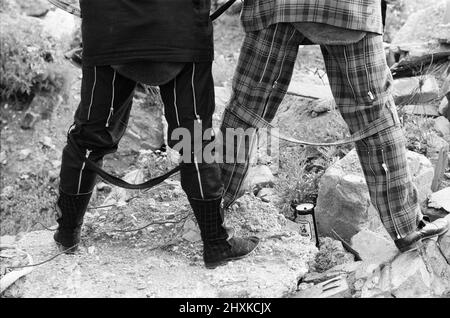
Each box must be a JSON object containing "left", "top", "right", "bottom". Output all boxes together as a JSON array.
[{"left": 226, "top": 99, "right": 400, "bottom": 147}]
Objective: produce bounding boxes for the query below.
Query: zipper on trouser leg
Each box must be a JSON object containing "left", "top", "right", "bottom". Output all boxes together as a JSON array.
[
  {"left": 87, "top": 66, "right": 97, "bottom": 121},
  {"left": 259, "top": 24, "right": 279, "bottom": 83},
  {"left": 261, "top": 28, "right": 296, "bottom": 118},
  {"left": 77, "top": 149, "right": 92, "bottom": 195},
  {"left": 362, "top": 37, "right": 375, "bottom": 102},
  {"left": 193, "top": 154, "right": 205, "bottom": 199},
  {"left": 381, "top": 148, "right": 402, "bottom": 239},
  {"left": 367, "top": 149, "right": 378, "bottom": 210},
  {"left": 191, "top": 63, "right": 201, "bottom": 124},
  {"left": 106, "top": 70, "right": 117, "bottom": 128}
]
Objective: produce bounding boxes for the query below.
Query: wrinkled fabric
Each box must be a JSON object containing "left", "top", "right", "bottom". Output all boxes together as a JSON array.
[
  {"left": 241, "top": 0, "right": 383, "bottom": 34},
  {"left": 80, "top": 0, "right": 214, "bottom": 66}
]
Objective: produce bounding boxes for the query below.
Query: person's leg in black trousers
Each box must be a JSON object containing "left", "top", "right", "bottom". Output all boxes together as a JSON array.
[
  {"left": 159, "top": 62, "right": 259, "bottom": 268},
  {"left": 55, "top": 62, "right": 258, "bottom": 268}
]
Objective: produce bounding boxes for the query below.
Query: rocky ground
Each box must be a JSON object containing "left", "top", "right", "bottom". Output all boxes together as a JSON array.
[{"left": 1, "top": 0, "right": 450, "bottom": 298}]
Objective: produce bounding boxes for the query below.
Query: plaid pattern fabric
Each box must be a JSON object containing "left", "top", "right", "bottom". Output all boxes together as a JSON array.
[
  {"left": 220, "top": 23, "right": 421, "bottom": 239},
  {"left": 241, "top": 0, "right": 383, "bottom": 34}
]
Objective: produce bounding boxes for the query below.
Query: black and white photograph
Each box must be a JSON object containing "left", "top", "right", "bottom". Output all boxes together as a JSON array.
[{"left": 0, "top": 0, "right": 449, "bottom": 303}]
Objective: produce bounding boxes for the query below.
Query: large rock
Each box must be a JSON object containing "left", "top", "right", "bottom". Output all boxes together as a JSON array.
[{"left": 315, "top": 149, "right": 434, "bottom": 241}]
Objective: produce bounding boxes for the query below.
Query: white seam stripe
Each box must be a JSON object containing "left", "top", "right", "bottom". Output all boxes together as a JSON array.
[
  {"left": 191, "top": 63, "right": 199, "bottom": 119},
  {"left": 173, "top": 78, "right": 180, "bottom": 126},
  {"left": 260, "top": 23, "right": 279, "bottom": 83},
  {"left": 87, "top": 66, "right": 97, "bottom": 121},
  {"left": 193, "top": 155, "right": 204, "bottom": 199}
]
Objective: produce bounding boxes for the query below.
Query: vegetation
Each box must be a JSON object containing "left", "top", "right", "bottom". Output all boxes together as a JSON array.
[{"left": 0, "top": 13, "right": 70, "bottom": 103}]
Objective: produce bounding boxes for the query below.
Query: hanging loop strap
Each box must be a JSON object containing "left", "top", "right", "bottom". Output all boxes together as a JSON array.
[{"left": 67, "top": 134, "right": 180, "bottom": 190}]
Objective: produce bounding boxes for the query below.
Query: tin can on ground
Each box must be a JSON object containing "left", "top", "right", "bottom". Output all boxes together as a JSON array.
[{"left": 291, "top": 202, "right": 320, "bottom": 248}]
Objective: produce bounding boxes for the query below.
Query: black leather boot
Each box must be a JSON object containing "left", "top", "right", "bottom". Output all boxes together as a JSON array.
[
  {"left": 189, "top": 197, "right": 260, "bottom": 269},
  {"left": 394, "top": 216, "right": 448, "bottom": 253},
  {"left": 53, "top": 190, "right": 92, "bottom": 254}
]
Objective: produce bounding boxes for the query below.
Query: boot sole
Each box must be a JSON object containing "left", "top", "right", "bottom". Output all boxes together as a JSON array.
[{"left": 205, "top": 240, "right": 260, "bottom": 269}]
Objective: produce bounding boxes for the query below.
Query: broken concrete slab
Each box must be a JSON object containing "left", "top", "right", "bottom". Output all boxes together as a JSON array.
[
  {"left": 393, "top": 76, "right": 440, "bottom": 105},
  {"left": 350, "top": 230, "right": 398, "bottom": 265},
  {"left": 315, "top": 149, "right": 434, "bottom": 241},
  {"left": 428, "top": 187, "right": 450, "bottom": 212}
]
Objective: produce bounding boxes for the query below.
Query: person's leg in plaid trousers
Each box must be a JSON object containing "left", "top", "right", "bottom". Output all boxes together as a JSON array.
[{"left": 221, "top": 23, "right": 448, "bottom": 252}]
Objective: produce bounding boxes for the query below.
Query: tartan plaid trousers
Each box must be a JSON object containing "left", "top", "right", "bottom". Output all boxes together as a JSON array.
[{"left": 220, "top": 23, "right": 422, "bottom": 240}]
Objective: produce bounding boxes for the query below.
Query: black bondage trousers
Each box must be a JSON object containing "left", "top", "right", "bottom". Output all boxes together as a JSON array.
[{"left": 59, "top": 62, "right": 223, "bottom": 200}]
